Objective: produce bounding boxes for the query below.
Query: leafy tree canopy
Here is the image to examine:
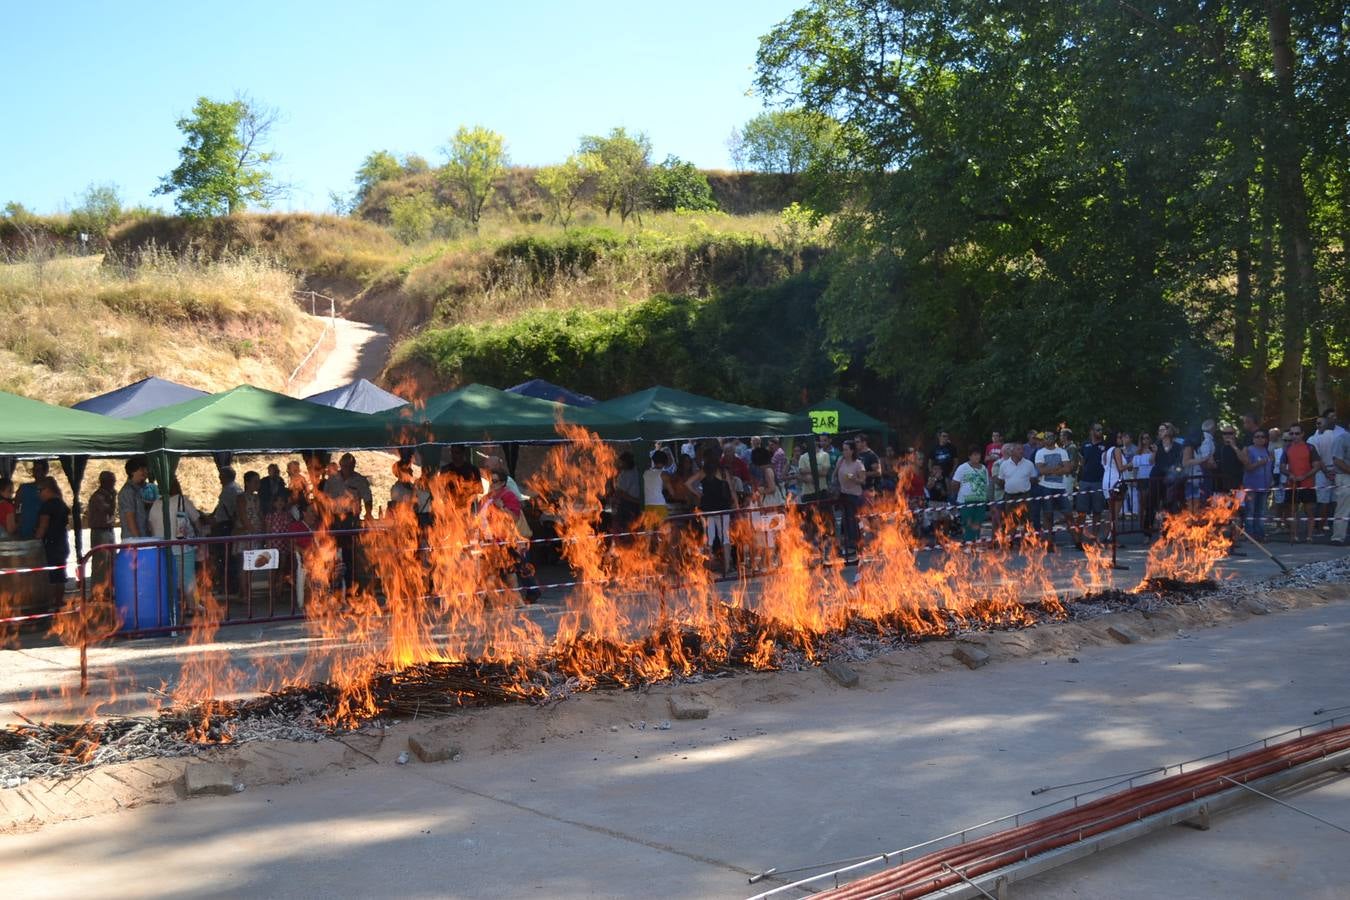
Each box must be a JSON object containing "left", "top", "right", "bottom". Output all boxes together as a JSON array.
[
  {"left": 155, "top": 96, "right": 282, "bottom": 218},
  {"left": 440, "top": 126, "right": 508, "bottom": 228}
]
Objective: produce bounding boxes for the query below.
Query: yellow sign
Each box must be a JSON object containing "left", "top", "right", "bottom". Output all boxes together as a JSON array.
[{"left": 809, "top": 410, "right": 839, "bottom": 434}]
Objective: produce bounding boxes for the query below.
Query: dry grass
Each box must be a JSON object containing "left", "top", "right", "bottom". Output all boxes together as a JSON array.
[
  {"left": 372, "top": 210, "right": 798, "bottom": 330},
  {"left": 0, "top": 248, "right": 323, "bottom": 405},
  {"left": 108, "top": 214, "right": 410, "bottom": 289}
]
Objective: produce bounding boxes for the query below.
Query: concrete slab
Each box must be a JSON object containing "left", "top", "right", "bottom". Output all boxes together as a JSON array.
[
  {"left": 669, "top": 696, "right": 710, "bottom": 720},
  {"left": 182, "top": 762, "right": 234, "bottom": 797},
  {"left": 1107, "top": 624, "right": 1140, "bottom": 644},
  {"left": 953, "top": 645, "right": 990, "bottom": 669},
  {"left": 823, "top": 660, "right": 860, "bottom": 688},
  {"left": 407, "top": 733, "right": 459, "bottom": 764}
]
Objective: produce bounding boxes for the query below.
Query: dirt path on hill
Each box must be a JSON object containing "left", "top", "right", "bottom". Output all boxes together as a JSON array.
[{"left": 293, "top": 316, "right": 391, "bottom": 397}]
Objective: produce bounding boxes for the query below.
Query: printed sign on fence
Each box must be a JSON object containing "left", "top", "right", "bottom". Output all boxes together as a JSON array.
[
  {"left": 809, "top": 410, "right": 839, "bottom": 434},
  {"left": 242, "top": 549, "right": 280, "bottom": 571}
]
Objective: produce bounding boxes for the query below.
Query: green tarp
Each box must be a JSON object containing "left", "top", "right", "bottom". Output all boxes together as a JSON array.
[
  {"left": 592, "top": 386, "right": 800, "bottom": 441},
  {"left": 126, "top": 384, "right": 399, "bottom": 453},
  {"left": 380, "top": 383, "right": 637, "bottom": 444},
  {"left": 0, "top": 391, "right": 148, "bottom": 456},
  {"left": 793, "top": 399, "right": 890, "bottom": 439}
]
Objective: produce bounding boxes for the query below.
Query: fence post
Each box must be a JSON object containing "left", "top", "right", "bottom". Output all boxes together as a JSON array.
[
  {"left": 79, "top": 556, "right": 89, "bottom": 694},
  {"left": 1110, "top": 484, "right": 1127, "bottom": 570}
]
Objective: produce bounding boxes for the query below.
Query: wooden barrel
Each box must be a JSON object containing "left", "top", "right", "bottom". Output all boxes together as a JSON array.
[{"left": 0, "top": 540, "right": 49, "bottom": 620}]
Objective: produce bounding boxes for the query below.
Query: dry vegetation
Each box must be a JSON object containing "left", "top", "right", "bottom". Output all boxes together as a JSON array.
[{"left": 0, "top": 248, "right": 323, "bottom": 405}]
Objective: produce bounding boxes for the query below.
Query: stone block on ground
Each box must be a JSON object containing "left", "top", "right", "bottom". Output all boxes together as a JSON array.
[
  {"left": 183, "top": 762, "right": 234, "bottom": 797},
  {"left": 1242, "top": 598, "right": 1270, "bottom": 616},
  {"left": 408, "top": 733, "right": 461, "bottom": 763},
  {"left": 669, "top": 696, "right": 710, "bottom": 720},
  {"left": 823, "top": 660, "right": 860, "bottom": 688},
  {"left": 952, "top": 646, "right": 990, "bottom": 670},
  {"left": 1107, "top": 625, "right": 1140, "bottom": 644}
]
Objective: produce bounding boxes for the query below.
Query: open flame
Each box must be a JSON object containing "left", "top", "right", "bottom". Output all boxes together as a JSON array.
[{"left": 7, "top": 433, "right": 1250, "bottom": 740}]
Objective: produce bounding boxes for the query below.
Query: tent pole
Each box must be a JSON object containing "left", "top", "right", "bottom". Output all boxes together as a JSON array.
[
  {"left": 151, "top": 449, "right": 179, "bottom": 627},
  {"left": 59, "top": 454, "right": 89, "bottom": 573}
]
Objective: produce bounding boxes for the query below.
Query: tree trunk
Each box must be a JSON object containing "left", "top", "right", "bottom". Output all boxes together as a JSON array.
[
  {"left": 1266, "top": 1, "right": 1319, "bottom": 424},
  {"left": 1232, "top": 175, "right": 1254, "bottom": 410},
  {"left": 1252, "top": 178, "right": 1275, "bottom": 421}
]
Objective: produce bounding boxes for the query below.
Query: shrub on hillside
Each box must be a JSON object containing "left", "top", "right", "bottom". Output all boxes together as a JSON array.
[
  {"left": 646, "top": 157, "right": 718, "bottom": 212},
  {"left": 394, "top": 271, "right": 834, "bottom": 409}
]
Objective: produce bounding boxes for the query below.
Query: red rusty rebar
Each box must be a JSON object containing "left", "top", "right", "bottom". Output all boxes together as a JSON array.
[{"left": 818, "top": 723, "right": 1350, "bottom": 899}]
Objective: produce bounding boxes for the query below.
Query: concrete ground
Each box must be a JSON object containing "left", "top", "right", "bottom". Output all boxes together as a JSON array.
[{"left": 1, "top": 566, "right": 1347, "bottom": 898}]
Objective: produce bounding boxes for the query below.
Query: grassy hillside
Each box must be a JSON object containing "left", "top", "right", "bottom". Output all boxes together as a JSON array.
[
  {"left": 356, "top": 168, "right": 804, "bottom": 224},
  {"left": 107, "top": 213, "right": 406, "bottom": 292},
  {"left": 392, "top": 271, "right": 835, "bottom": 411},
  {"left": 0, "top": 248, "right": 322, "bottom": 405}
]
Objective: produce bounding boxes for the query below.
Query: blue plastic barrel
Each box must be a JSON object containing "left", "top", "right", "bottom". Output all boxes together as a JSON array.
[{"left": 113, "top": 542, "right": 177, "bottom": 632}]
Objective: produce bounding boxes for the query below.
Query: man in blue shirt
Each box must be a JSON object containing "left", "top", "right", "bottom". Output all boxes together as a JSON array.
[
  {"left": 16, "top": 459, "right": 49, "bottom": 539},
  {"left": 1075, "top": 423, "right": 1108, "bottom": 543}
]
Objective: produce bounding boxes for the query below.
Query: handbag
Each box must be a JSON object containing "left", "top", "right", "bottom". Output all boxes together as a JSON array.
[{"left": 515, "top": 513, "right": 534, "bottom": 540}]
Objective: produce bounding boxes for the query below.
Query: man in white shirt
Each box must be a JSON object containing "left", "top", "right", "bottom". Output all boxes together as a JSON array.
[
  {"left": 1034, "top": 433, "right": 1072, "bottom": 546},
  {"left": 996, "top": 443, "right": 1038, "bottom": 539},
  {"left": 1310, "top": 409, "right": 1346, "bottom": 535},
  {"left": 1330, "top": 428, "right": 1350, "bottom": 546}
]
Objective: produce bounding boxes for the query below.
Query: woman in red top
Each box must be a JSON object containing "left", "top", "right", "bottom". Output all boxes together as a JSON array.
[
  {"left": 479, "top": 469, "right": 531, "bottom": 602},
  {"left": 898, "top": 448, "right": 927, "bottom": 537},
  {"left": 0, "top": 478, "right": 16, "bottom": 537},
  {"left": 1281, "top": 424, "right": 1322, "bottom": 542}
]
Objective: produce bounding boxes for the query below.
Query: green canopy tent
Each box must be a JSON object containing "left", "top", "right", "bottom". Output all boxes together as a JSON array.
[
  {"left": 126, "top": 384, "right": 401, "bottom": 454},
  {"left": 127, "top": 385, "right": 407, "bottom": 572},
  {"left": 792, "top": 399, "right": 892, "bottom": 443},
  {"left": 378, "top": 384, "right": 639, "bottom": 472},
  {"left": 591, "top": 386, "right": 803, "bottom": 475},
  {"left": 0, "top": 391, "right": 151, "bottom": 565},
  {"left": 591, "top": 386, "right": 801, "bottom": 443}
]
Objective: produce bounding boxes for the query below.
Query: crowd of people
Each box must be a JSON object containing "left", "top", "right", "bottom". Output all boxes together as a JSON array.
[
  {"left": 1, "top": 405, "right": 1345, "bottom": 613},
  {"left": 634, "top": 408, "right": 1350, "bottom": 571}
]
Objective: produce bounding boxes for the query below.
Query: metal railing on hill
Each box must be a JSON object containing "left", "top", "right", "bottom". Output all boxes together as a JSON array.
[{"left": 286, "top": 290, "right": 339, "bottom": 392}]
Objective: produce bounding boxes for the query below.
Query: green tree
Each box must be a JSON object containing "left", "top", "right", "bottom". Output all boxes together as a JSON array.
[
  {"left": 535, "top": 153, "right": 599, "bottom": 227},
  {"left": 579, "top": 128, "right": 652, "bottom": 223},
  {"left": 155, "top": 96, "right": 283, "bottom": 217},
  {"left": 2, "top": 201, "right": 34, "bottom": 223},
  {"left": 646, "top": 156, "right": 718, "bottom": 212},
  {"left": 69, "top": 183, "right": 123, "bottom": 240},
  {"left": 755, "top": 0, "right": 1349, "bottom": 432},
  {"left": 354, "top": 150, "right": 404, "bottom": 203},
  {"left": 440, "top": 126, "right": 508, "bottom": 229},
  {"left": 402, "top": 153, "right": 431, "bottom": 174},
  {"left": 729, "top": 109, "right": 839, "bottom": 174},
  {"left": 388, "top": 193, "right": 433, "bottom": 244}
]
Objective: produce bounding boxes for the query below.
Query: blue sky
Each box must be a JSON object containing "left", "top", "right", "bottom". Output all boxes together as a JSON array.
[{"left": 2, "top": 0, "right": 800, "bottom": 213}]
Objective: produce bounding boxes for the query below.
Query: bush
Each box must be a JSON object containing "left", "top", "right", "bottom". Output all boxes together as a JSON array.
[
  {"left": 394, "top": 270, "right": 834, "bottom": 408},
  {"left": 647, "top": 156, "right": 718, "bottom": 212}
]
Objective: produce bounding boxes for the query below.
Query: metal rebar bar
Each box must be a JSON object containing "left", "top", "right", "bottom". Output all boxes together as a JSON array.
[
  {"left": 1031, "top": 766, "right": 1166, "bottom": 795},
  {"left": 1218, "top": 775, "right": 1350, "bottom": 835},
  {"left": 939, "top": 863, "right": 998, "bottom": 900}
]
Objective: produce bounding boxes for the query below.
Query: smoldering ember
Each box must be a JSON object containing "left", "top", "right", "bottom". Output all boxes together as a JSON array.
[{"left": 4, "top": 3, "right": 1350, "bottom": 897}]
